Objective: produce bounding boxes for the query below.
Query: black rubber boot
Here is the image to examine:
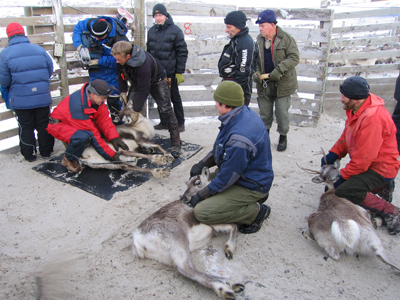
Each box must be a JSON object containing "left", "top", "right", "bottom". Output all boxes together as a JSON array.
[
  {"left": 277, "top": 135, "right": 287, "bottom": 151},
  {"left": 238, "top": 204, "right": 271, "bottom": 234}
]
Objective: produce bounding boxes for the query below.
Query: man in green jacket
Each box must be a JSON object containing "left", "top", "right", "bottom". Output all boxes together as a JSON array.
[{"left": 254, "top": 10, "right": 299, "bottom": 151}]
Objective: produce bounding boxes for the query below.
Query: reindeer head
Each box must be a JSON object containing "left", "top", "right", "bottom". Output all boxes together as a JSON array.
[
  {"left": 119, "top": 99, "right": 136, "bottom": 125},
  {"left": 180, "top": 167, "right": 211, "bottom": 204}
]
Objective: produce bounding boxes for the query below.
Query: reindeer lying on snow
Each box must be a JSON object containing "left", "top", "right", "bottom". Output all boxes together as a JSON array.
[
  {"left": 300, "top": 158, "right": 400, "bottom": 272},
  {"left": 79, "top": 100, "right": 174, "bottom": 178},
  {"left": 131, "top": 167, "right": 244, "bottom": 299}
]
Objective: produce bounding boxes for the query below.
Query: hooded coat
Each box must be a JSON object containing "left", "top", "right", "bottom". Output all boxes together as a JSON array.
[
  {"left": 73, "top": 16, "right": 129, "bottom": 95},
  {"left": 146, "top": 14, "right": 188, "bottom": 76},
  {"left": 116, "top": 45, "right": 166, "bottom": 113},
  {"left": 330, "top": 93, "right": 399, "bottom": 180},
  {"left": 0, "top": 35, "right": 53, "bottom": 110},
  {"left": 255, "top": 26, "right": 299, "bottom": 97}
]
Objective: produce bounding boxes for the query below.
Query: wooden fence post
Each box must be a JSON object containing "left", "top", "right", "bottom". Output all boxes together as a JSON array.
[
  {"left": 52, "top": 0, "right": 69, "bottom": 99},
  {"left": 134, "top": 0, "right": 146, "bottom": 48}
]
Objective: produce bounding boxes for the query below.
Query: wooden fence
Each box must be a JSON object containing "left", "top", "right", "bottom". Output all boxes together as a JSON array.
[{"left": 0, "top": 2, "right": 399, "bottom": 152}]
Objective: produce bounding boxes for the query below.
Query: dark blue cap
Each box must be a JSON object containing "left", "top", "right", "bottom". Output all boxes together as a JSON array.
[{"left": 255, "top": 10, "right": 277, "bottom": 24}]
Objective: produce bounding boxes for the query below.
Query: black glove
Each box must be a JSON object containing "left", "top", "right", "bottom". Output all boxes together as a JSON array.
[
  {"left": 110, "top": 138, "right": 129, "bottom": 151},
  {"left": 188, "top": 193, "right": 202, "bottom": 208},
  {"left": 321, "top": 152, "right": 339, "bottom": 167},
  {"left": 333, "top": 175, "right": 346, "bottom": 189},
  {"left": 190, "top": 161, "right": 205, "bottom": 177},
  {"left": 110, "top": 153, "right": 121, "bottom": 162}
]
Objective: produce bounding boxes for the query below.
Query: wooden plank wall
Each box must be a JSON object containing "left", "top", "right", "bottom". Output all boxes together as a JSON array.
[{"left": 324, "top": 7, "right": 400, "bottom": 118}]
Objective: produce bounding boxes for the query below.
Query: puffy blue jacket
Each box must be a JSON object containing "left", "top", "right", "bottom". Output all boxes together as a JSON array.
[
  {"left": 0, "top": 35, "right": 53, "bottom": 110},
  {"left": 73, "top": 16, "right": 129, "bottom": 95},
  {"left": 209, "top": 106, "right": 274, "bottom": 194}
]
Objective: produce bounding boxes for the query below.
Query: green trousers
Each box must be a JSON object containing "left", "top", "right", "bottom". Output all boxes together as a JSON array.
[
  {"left": 257, "top": 82, "right": 291, "bottom": 135},
  {"left": 335, "top": 169, "right": 388, "bottom": 205},
  {"left": 193, "top": 185, "right": 268, "bottom": 225}
]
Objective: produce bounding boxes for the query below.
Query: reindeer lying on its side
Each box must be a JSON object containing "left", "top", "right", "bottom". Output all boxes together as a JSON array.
[
  {"left": 79, "top": 100, "right": 174, "bottom": 178},
  {"left": 131, "top": 167, "right": 244, "bottom": 299},
  {"left": 301, "top": 158, "right": 400, "bottom": 272}
]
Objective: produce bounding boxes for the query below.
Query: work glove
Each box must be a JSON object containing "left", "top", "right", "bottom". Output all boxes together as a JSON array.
[
  {"left": 333, "top": 175, "right": 346, "bottom": 189},
  {"left": 88, "top": 59, "right": 99, "bottom": 66},
  {"left": 188, "top": 193, "right": 202, "bottom": 208},
  {"left": 190, "top": 161, "right": 206, "bottom": 178},
  {"left": 269, "top": 68, "right": 283, "bottom": 81},
  {"left": 109, "top": 152, "right": 121, "bottom": 162},
  {"left": 110, "top": 137, "right": 129, "bottom": 151},
  {"left": 321, "top": 152, "right": 339, "bottom": 167},
  {"left": 175, "top": 73, "right": 185, "bottom": 85},
  {"left": 119, "top": 92, "right": 128, "bottom": 106}
]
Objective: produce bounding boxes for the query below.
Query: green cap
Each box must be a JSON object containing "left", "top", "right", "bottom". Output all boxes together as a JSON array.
[{"left": 213, "top": 81, "right": 244, "bottom": 107}]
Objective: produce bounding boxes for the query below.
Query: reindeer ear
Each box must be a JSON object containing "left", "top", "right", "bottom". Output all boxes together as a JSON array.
[
  {"left": 201, "top": 167, "right": 210, "bottom": 180},
  {"left": 333, "top": 159, "right": 340, "bottom": 169}
]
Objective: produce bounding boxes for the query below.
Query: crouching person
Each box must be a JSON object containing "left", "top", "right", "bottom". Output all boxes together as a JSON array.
[
  {"left": 46, "top": 79, "right": 128, "bottom": 173},
  {"left": 189, "top": 81, "right": 274, "bottom": 234}
]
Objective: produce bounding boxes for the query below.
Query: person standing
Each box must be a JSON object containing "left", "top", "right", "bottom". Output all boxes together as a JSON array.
[
  {"left": 0, "top": 23, "right": 54, "bottom": 162},
  {"left": 111, "top": 41, "right": 181, "bottom": 158},
  {"left": 322, "top": 76, "right": 400, "bottom": 235},
  {"left": 218, "top": 10, "right": 258, "bottom": 107},
  {"left": 147, "top": 3, "right": 188, "bottom": 132},
  {"left": 73, "top": 16, "right": 129, "bottom": 124},
  {"left": 189, "top": 81, "right": 274, "bottom": 234},
  {"left": 254, "top": 9, "right": 299, "bottom": 152}
]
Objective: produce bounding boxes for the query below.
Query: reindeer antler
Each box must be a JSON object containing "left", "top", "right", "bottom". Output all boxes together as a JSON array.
[{"left": 296, "top": 163, "right": 321, "bottom": 175}]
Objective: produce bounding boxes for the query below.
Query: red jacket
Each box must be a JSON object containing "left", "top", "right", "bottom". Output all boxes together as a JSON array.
[
  {"left": 330, "top": 93, "right": 399, "bottom": 180},
  {"left": 46, "top": 83, "right": 119, "bottom": 159}
]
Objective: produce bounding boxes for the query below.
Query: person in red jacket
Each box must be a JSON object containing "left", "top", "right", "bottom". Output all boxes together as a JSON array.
[
  {"left": 46, "top": 79, "right": 128, "bottom": 173},
  {"left": 322, "top": 76, "right": 400, "bottom": 235}
]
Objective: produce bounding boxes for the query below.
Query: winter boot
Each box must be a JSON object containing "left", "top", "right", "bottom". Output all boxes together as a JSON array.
[
  {"left": 360, "top": 192, "right": 400, "bottom": 235},
  {"left": 277, "top": 135, "right": 287, "bottom": 151},
  {"left": 238, "top": 204, "right": 271, "bottom": 234},
  {"left": 169, "top": 128, "right": 181, "bottom": 159}
]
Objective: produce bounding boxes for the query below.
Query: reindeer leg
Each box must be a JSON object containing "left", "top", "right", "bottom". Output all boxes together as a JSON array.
[
  {"left": 210, "top": 224, "right": 237, "bottom": 260},
  {"left": 121, "top": 165, "right": 170, "bottom": 178},
  {"left": 120, "top": 150, "right": 174, "bottom": 166}
]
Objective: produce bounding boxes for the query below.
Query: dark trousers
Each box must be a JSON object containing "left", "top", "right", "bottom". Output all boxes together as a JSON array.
[
  {"left": 392, "top": 99, "right": 400, "bottom": 153},
  {"left": 158, "top": 75, "right": 185, "bottom": 126},
  {"left": 65, "top": 130, "right": 93, "bottom": 162},
  {"left": 14, "top": 106, "right": 54, "bottom": 158},
  {"left": 335, "top": 169, "right": 391, "bottom": 205}
]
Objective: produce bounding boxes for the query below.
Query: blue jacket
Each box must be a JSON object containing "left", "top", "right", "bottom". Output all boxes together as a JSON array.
[
  {"left": 209, "top": 106, "right": 274, "bottom": 194},
  {"left": 73, "top": 16, "right": 129, "bottom": 95},
  {"left": 0, "top": 35, "right": 53, "bottom": 110}
]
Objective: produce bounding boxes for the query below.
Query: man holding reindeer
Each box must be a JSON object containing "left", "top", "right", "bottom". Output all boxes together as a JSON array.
[
  {"left": 46, "top": 79, "right": 128, "bottom": 173},
  {"left": 322, "top": 76, "right": 400, "bottom": 235},
  {"left": 188, "top": 81, "right": 274, "bottom": 234},
  {"left": 111, "top": 41, "right": 181, "bottom": 158}
]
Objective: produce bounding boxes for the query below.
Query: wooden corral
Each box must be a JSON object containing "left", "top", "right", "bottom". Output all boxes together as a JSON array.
[{"left": 0, "top": 2, "right": 399, "bottom": 152}]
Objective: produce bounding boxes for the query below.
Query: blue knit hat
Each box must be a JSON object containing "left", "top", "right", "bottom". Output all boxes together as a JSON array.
[{"left": 255, "top": 10, "right": 277, "bottom": 24}]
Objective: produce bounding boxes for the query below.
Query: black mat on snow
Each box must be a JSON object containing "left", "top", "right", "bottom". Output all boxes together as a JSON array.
[{"left": 33, "top": 134, "right": 202, "bottom": 200}]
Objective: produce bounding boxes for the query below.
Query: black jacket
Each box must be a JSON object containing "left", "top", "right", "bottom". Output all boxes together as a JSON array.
[
  {"left": 218, "top": 27, "right": 258, "bottom": 94},
  {"left": 116, "top": 45, "right": 166, "bottom": 112},
  {"left": 146, "top": 14, "right": 188, "bottom": 76}
]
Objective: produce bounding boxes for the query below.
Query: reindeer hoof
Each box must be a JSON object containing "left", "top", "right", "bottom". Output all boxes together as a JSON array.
[
  {"left": 372, "top": 217, "right": 383, "bottom": 229},
  {"left": 151, "top": 168, "right": 170, "bottom": 178},
  {"left": 232, "top": 283, "right": 245, "bottom": 293},
  {"left": 151, "top": 154, "right": 174, "bottom": 165},
  {"left": 224, "top": 246, "right": 233, "bottom": 260}
]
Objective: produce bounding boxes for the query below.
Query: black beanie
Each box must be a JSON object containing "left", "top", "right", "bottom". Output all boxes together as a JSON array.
[
  {"left": 153, "top": 3, "right": 168, "bottom": 17},
  {"left": 340, "top": 76, "right": 370, "bottom": 100},
  {"left": 224, "top": 11, "right": 247, "bottom": 30},
  {"left": 91, "top": 18, "right": 110, "bottom": 38}
]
